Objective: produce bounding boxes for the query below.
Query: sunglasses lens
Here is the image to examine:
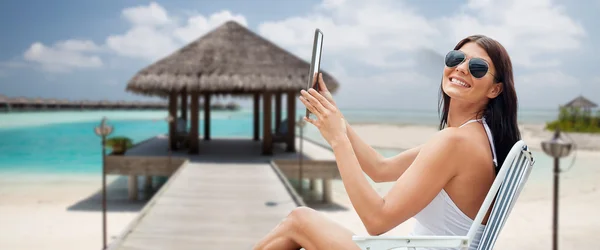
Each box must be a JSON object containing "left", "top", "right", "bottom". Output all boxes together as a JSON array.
[
  {"left": 469, "top": 58, "right": 489, "bottom": 78},
  {"left": 445, "top": 50, "right": 465, "bottom": 67}
]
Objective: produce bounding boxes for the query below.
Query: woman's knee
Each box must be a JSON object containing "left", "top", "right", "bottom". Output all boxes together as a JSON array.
[
  {"left": 287, "top": 207, "right": 318, "bottom": 229},
  {"left": 289, "top": 206, "right": 316, "bottom": 219}
]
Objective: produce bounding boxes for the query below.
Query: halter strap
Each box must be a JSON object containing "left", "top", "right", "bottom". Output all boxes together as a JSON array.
[
  {"left": 458, "top": 118, "right": 498, "bottom": 167},
  {"left": 459, "top": 119, "right": 482, "bottom": 128}
]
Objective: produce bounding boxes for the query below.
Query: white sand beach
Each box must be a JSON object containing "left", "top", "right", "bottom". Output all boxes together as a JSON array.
[
  {"left": 0, "top": 174, "right": 146, "bottom": 250},
  {"left": 1, "top": 122, "right": 599, "bottom": 249},
  {"left": 312, "top": 123, "right": 600, "bottom": 250}
]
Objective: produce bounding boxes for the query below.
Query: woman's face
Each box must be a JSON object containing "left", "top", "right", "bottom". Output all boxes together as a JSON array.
[{"left": 442, "top": 42, "right": 502, "bottom": 104}]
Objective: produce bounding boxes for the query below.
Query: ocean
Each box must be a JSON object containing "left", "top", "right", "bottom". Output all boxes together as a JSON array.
[{"left": 0, "top": 108, "right": 561, "bottom": 175}]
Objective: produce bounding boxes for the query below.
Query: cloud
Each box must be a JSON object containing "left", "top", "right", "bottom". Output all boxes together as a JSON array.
[
  {"left": 106, "top": 26, "right": 180, "bottom": 61},
  {"left": 515, "top": 70, "right": 583, "bottom": 107},
  {"left": 438, "top": 0, "right": 586, "bottom": 68},
  {"left": 106, "top": 2, "right": 247, "bottom": 61},
  {"left": 258, "top": 0, "right": 440, "bottom": 68},
  {"left": 14, "top": 2, "right": 248, "bottom": 73},
  {"left": 258, "top": 0, "right": 584, "bottom": 70},
  {"left": 518, "top": 71, "right": 579, "bottom": 88},
  {"left": 22, "top": 39, "right": 103, "bottom": 73},
  {"left": 173, "top": 10, "right": 247, "bottom": 43},
  {"left": 121, "top": 2, "right": 171, "bottom": 27}
]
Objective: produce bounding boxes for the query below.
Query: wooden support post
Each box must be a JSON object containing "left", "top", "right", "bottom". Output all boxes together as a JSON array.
[
  {"left": 262, "top": 92, "right": 273, "bottom": 155},
  {"left": 204, "top": 93, "right": 211, "bottom": 140},
  {"left": 189, "top": 92, "right": 199, "bottom": 154},
  {"left": 275, "top": 93, "right": 282, "bottom": 133},
  {"left": 309, "top": 179, "right": 317, "bottom": 191},
  {"left": 322, "top": 179, "right": 332, "bottom": 203},
  {"left": 144, "top": 176, "right": 153, "bottom": 192},
  {"left": 128, "top": 175, "right": 138, "bottom": 201},
  {"left": 286, "top": 91, "right": 296, "bottom": 152},
  {"left": 168, "top": 92, "right": 177, "bottom": 150},
  {"left": 181, "top": 89, "right": 188, "bottom": 120},
  {"left": 253, "top": 93, "right": 260, "bottom": 141}
]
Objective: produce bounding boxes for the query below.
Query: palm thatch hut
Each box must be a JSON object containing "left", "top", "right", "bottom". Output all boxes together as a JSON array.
[
  {"left": 563, "top": 95, "right": 597, "bottom": 112},
  {"left": 45, "top": 98, "right": 59, "bottom": 109},
  {"left": 9, "top": 97, "right": 31, "bottom": 110},
  {"left": 57, "top": 99, "right": 71, "bottom": 109},
  {"left": 79, "top": 100, "right": 90, "bottom": 110},
  {"left": 98, "top": 100, "right": 113, "bottom": 109},
  {"left": 125, "top": 20, "right": 340, "bottom": 155},
  {"left": 0, "top": 94, "right": 9, "bottom": 112},
  {"left": 32, "top": 97, "right": 46, "bottom": 109}
]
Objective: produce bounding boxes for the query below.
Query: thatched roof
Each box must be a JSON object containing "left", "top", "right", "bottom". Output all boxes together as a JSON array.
[
  {"left": 564, "top": 95, "right": 597, "bottom": 109},
  {"left": 45, "top": 98, "right": 58, "bottom": 105},
  {"left": 9, "top": 97, "right": 29, "bottom": 104},
  {"left": 126, "top": 21, "right": 339, "bottom": 97},
  {"left": 33, "top": 97, "right": 45, "bottom": 105},
  {"left": 57, "top": 99, "right": 70, "bottom": 105}
]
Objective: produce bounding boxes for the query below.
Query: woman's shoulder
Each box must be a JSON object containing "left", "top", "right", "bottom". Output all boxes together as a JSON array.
[
  {"left": 422, "top": 127, "right": 484, "bottom": 164},
  {"left": 429, "top": 127, "right": 477, "bottom": 150}
]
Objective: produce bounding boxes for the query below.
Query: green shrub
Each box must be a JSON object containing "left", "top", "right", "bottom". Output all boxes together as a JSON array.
[
  {"left": 545, "top": 107, "right": 600, "bottom": 133},
  {"left": 106, "top": 136, "right": 134, "bottom": 149}
]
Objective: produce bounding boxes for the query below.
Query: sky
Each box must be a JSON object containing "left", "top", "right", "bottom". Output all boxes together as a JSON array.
[{"left": 1, "top": 0, "right": 599, "bottom": 111}]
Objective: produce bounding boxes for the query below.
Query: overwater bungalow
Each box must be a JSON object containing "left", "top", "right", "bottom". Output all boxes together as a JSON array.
[
  {"left": 125, "top": 20, "right": 339, "bottom": 155},
  {"left": 211, "top": 101, "right": 225, "bottom": 110},
  {"left": 9, "top": 97, "right": 31, "bottom": 110},
  {"left": 98, "top": 100, "right": 113, "bottom": 109},
  {"left": 45, "top": 98, "right": 59, "bottom": 109},
  {"left": 0, "top": 94, "right": 9, "bottom": 112},
  {"left": 32, "top": 97, "right": 47, "bottom": 110},
  {"left": 113, "top": 100, "right": 128, "bottom": 109},
  {"left": 225, "top": 101, "right": 240, "bottom": 111},
  {"left": 57, "top": 99, "right": 72, "bottom": 109}
]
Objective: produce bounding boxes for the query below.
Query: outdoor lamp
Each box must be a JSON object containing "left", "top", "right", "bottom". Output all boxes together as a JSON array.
[
  {"left": 94, "top": 117, "right": 113, "bottom": 250},
  {"left": 542, "top": 129, "right": 573, "bottom": 158},
  {"left": 541, "top": 128, "right": 573, "bottom": 250}
]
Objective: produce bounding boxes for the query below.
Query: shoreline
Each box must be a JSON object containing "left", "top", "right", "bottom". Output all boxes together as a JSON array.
[{"left": 347, "top": 122, "right": 600, "bottom": 152}]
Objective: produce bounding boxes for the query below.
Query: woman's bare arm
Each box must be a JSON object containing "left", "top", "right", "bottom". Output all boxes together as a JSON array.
[
  {"left": 345, "top": 121, "right": 421, "bottom": 183},
  {"left": 330, "top": 128, "right": 467, "bottom": 235}
]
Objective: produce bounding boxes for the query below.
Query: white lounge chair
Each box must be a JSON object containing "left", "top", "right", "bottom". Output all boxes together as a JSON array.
[{"left": 352, "top": 140, "right": 535, "bottom": 250}]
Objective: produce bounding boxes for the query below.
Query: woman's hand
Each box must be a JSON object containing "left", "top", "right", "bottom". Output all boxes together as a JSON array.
[
  {"left": 299, "top": 73, "right": 347, "bottom": 145},
  {"left": 314, "top": 73, "right": 338, "bottom": 108}
]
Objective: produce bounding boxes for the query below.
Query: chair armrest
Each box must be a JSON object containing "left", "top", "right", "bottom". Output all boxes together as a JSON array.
[{"left": 352, "top": 235, "right": 469, "bottom": 250}]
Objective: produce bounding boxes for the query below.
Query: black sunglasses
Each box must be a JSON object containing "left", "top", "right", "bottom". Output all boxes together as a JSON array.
[{"left": 445, "top": 50, "right": 498, "bottom": 81}]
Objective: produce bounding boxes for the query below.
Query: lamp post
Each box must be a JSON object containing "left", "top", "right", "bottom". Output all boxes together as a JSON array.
[
  {"left": 541, "top": 128, "right": 573, "bottom": 250},
  {"left": 94, "top": 117, "right": 113, "bottom": 250},
  {"left": 297, "top": 116, "right": 306, "bottom": 196},
  {"left": 165, "top": 115, "right": 173, "bottom": 166}
]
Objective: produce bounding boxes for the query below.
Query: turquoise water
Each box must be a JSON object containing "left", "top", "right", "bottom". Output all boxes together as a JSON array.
[{"left": 0, "top": 108, "right": 562, "bottom": 175}]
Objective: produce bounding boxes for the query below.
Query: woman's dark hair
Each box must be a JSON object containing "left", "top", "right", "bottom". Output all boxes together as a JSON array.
[{"left": 438, "top": 34, "right": 521, "bottom": 174}]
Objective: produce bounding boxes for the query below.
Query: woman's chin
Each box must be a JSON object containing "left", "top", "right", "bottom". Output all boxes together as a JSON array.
[{"left": 443, "top": 85, "right": 468, "bottom": 98}]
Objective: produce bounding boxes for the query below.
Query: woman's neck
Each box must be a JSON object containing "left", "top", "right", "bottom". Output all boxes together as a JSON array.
[{"left": 446, "top": 99, "right": 485, "bottom": 128}]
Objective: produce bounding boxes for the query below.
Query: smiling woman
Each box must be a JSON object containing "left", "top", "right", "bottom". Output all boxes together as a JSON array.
[{"left": 253, "top": 35, "right": 522, "bottom": 250}]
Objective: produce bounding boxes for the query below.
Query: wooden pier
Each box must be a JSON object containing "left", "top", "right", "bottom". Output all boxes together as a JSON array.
[{"left": 106, "top": 136, "right": 338, "bottom": 249}]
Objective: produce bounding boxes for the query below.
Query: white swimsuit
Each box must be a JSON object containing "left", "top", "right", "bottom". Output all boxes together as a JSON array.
[{"left": 409, "top": 118, "right": 498, "bottom": 250}]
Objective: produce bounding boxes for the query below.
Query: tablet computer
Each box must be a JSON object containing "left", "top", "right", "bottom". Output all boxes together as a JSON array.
[{"left": 306, "top": 28, "right": 324, "bottom": 118}]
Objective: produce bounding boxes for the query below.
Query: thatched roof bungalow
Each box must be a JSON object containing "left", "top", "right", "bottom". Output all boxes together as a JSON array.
[
  {"left": 563, "top": 95, "right": 597, "bottom": 111},
  {"left": 9, "top": 97, "right": 31, "bottom": 109},
  {"left": 45, "top": 98, "right": 59, "bottom": 108},
  {"left": 0, "top": 95, "right": 9, "bottom": 111},
  {"left": 32, "top": 97, "right": 47, "bottom": 109},
  {"left": 125, "top": 20, "right": 340, "bottom": 155},
  {"left": 57, "top": 99, "right": 71, "bottom": 108}
]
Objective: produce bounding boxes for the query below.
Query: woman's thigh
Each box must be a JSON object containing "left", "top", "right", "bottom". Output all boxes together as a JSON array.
[{"left": 291, "top": 207, "right": 361, "bottom": 250}]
